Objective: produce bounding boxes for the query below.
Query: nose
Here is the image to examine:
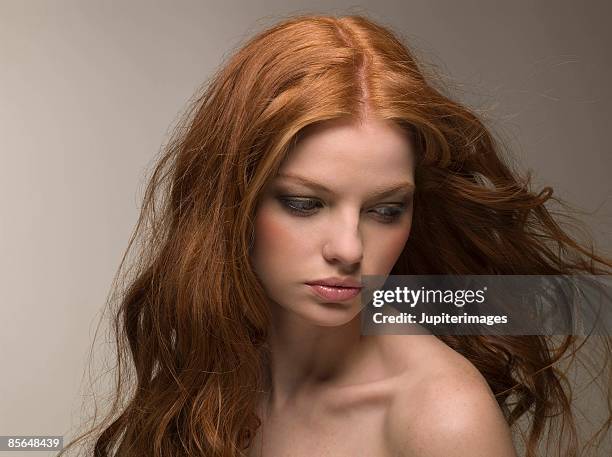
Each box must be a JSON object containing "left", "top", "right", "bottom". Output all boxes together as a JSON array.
[{"left": 322, "top": 210, "right": 364, "bottom": 267}]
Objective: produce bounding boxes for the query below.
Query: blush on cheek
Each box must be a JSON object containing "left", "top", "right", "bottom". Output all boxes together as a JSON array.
[{"left": 253, "top": 208, "right": 300, "bottom": 258}]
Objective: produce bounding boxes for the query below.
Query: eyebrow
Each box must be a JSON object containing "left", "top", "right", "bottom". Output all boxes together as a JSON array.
[{"left": 275, "top": 172, "right": 415, "bottom": 200}]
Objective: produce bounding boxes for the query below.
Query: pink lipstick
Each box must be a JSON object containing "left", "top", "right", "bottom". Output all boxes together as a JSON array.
[
  {"left": 307, "top": 284, "right": 362, "bottom": 301},
  {"left": 305, "top": 277, "right": 363, "bottom": 302}
]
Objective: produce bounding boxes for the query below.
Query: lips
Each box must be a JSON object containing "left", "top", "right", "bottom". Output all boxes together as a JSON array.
[
  {"left": 305, "top": 277, "right": 363, "bottom": 302},
  {"left": 306, "top": 277, "right": 363, "bottom": 288},
  {"left": 307, "top": 284, "right": 362, "bottom": 301}
]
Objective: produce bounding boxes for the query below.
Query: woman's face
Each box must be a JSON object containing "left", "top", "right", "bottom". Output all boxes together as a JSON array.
[{"left": 251, "top": 117, "right": 415, "bottom": 326}]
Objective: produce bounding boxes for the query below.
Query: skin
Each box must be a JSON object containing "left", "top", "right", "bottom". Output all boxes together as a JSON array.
[{"left": 248, "top": 116, "right": 518, "bottom": 457}]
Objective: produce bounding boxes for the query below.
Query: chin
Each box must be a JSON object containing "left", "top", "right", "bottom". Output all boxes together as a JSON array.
[{"left": 295, "top": 301, "right": 363, "bottom": 327}]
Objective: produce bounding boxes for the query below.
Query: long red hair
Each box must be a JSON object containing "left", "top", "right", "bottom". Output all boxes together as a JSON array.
[{"left": 60, "top": 14, "right": 611, "bottom": 457}]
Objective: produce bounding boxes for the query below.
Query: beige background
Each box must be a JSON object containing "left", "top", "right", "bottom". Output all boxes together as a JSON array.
[{"left": 1, "top": 1, "right": 610, "bottom": 455}]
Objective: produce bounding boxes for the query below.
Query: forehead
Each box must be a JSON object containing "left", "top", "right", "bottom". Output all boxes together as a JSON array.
[{"left": 277, "top": 117, "right": 415, "bottom": 185}]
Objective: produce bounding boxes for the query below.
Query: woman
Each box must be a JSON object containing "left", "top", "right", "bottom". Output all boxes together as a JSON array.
[{"left": 62, "top": 14, "right": 611, "bottom": 457}]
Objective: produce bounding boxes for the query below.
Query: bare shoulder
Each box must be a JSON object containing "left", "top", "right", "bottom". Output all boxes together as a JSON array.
[{"left": 379, "top": 335, "right": 518, "bottom": 457}]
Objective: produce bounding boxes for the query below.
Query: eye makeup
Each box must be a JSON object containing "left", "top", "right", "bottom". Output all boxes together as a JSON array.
[{"left": 276, "top": 194, "right": 411, "bottom": 224}]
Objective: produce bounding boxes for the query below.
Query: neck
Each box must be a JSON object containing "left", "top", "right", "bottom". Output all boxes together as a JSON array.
[{"left": 263, "top": 302, "right": 366, "bottom": 412}]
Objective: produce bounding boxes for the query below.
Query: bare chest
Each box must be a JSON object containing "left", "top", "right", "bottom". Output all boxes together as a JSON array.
[{"left": 246, "top": 390, "right": 394, "bottom": 457}]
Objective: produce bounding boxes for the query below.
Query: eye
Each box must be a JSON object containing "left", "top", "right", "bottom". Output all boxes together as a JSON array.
[
  {"left": 370, "top": 205, "right": 406, "bottom": 224},
  {"left": 278, "top": 197, "right": 322, "bottom": 216},
  {"left": 278, "top": 197, "right": 410, "bottom": 222}
]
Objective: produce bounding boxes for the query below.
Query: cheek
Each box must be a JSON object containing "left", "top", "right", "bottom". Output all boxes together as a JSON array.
[
  {"left": 251, "top": 206, "right": 308, "bottom": 274},
  {"left": 365, "top": 221, "right": 412, "bottom": 273}
]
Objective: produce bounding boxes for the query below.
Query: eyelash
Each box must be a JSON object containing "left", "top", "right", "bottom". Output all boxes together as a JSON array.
[{"left": 278, "top": 197, "right": 409, "bottom": 224}]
